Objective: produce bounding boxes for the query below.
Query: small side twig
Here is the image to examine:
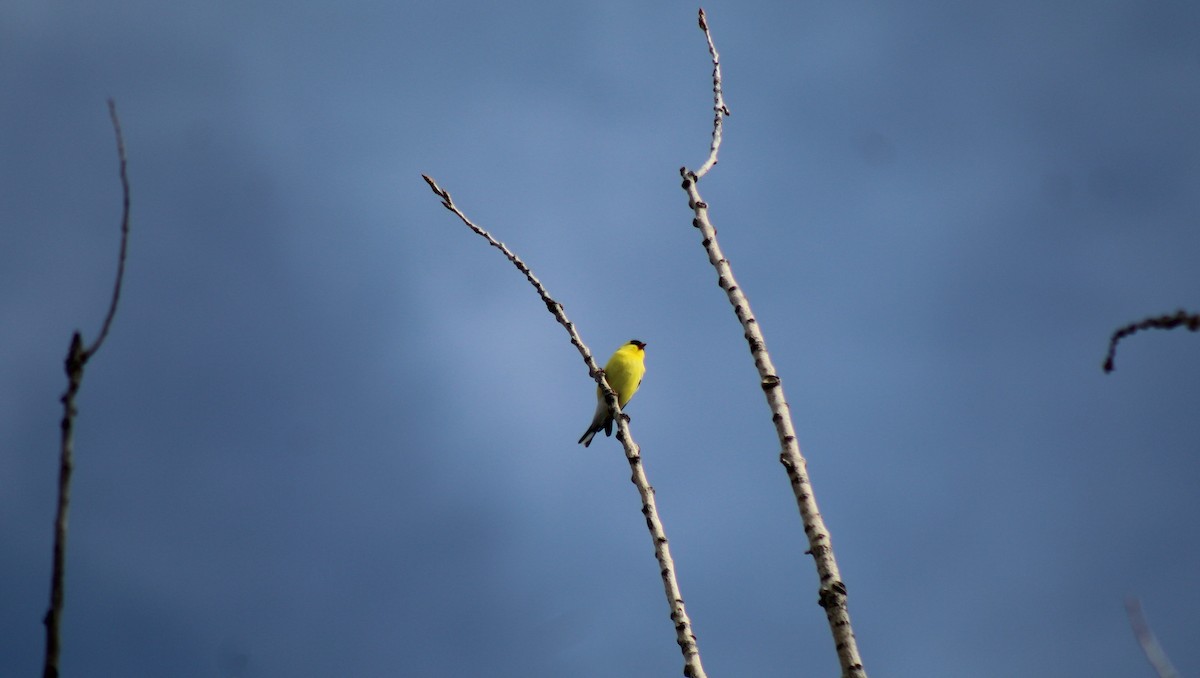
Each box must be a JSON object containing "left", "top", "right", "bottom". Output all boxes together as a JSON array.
[
  {"left": 1103, "top": 309, "right": 1199, "bottom": 373},
  {"left": 42, "top": 99, "right": 132, "bottom": 678},
  {"left": 680, "top": 10, "right": 866, "bottom": 677},
  {"left": 1125, "top": 597, "right": 1180, "bottom": 678},
  {"left": 86, "top": 100, "right": 132, "bottom": 359},
  {"left": 421, "top": 174, "right": 708, "bottom": 678},
  {"left": 693, "top": 7, "right": 730, "bottom": 179}
]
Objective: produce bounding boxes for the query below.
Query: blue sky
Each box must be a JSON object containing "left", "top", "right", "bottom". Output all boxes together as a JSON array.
[{"left": 3, "top": 2, "right": 1199, "bottom": 676}]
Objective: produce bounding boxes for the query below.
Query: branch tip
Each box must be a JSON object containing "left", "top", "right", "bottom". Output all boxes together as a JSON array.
[
  {"left": 1103, "top": 308, "right": 1199, "bottom": 373},
  {"left": 86, "top": 99, "right": 131, "bottom": 359}
]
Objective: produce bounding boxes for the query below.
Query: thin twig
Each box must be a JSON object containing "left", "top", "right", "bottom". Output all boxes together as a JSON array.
[
  {"left": 421, "top": 174, "right": 708, "bottom": 678},
  {"left": 680, "top": 10, "right": 866, "bottom": 677},
  {"left": 693, "top": 8, "right": 730, "bottom": 179},
  {"left": 43, "top": 100, "right": 132, "bottom": 678},
  {"left": 86, "top": 99, "right": 132, "bottom": 359},
  {"left": 1103, "top": 309, "right": 1199, "bottom": 373},
  {"left": 1125, "top": 598, "right": 1180, "bottom": 678}
]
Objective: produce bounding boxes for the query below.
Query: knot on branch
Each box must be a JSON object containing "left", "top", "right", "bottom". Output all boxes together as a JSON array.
[{"left": 817, "top": 580, "right": 848, "bottom": 609}]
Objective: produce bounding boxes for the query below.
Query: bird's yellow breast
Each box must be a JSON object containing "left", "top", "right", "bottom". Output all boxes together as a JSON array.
[{"left": 599, "top": 343, "right": 646, "bottom": 408}]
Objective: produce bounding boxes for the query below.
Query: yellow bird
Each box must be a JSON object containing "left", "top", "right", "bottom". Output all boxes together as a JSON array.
[{"left": 578, "top": 340, "right": 647, "bottom": 447}]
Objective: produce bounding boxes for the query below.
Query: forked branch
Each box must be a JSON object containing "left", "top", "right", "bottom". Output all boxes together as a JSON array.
[
  {"left": 679, "top": 10, "right": 866, "bottom": 677},
  {"left": 43, "top": 99, "right": 132, "bottom": 678}
]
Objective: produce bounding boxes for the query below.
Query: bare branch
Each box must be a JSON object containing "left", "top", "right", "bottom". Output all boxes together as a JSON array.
[
  {"left": 1125, "top": 598, "right": 1180, "bottom": 678},
  {"left": 1103, "top": 308, "right": 1199, "bottom": 373},
  {"left": 680, "top": 11, "right": 866, "bottom": 677},
  {"left": 43, "top": 100, "right": 133, "bottom": 678},
  {"left": 85, "top": 99, "right": 132, "bottom": 359},
  {"left": 693, "top": 8, "right": 730, "bottom": 179},
  {"left": 420, "top": 175, "right": 708, "bottom": 678}
]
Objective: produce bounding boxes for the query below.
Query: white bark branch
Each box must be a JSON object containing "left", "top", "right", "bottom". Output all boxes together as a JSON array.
[
  {"left": 694, "top": 8, "right": 730, "bottom": 180},
  {"left": 421, "top": 175, "right": 708, "bottom": 678},
  {"left": 680, "top": 10, "right": 867, "bottom": 677}
]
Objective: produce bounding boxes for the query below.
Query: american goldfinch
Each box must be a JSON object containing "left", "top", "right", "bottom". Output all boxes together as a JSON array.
[{"left": 578, "top": 340, "right": 647, "bottom": 447}]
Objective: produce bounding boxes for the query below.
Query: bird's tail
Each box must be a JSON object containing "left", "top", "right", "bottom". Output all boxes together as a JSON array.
[
  {"left": 578, "top": 428, "right": 599, "bottom": 447},
  {"left": 578, "top": 402, "right": 613, "bottom": 447}
]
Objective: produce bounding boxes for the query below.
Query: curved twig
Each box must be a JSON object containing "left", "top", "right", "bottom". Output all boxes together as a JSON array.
[{"left": 1103, "top": 309, "right": 1199, "bottom": 373}]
